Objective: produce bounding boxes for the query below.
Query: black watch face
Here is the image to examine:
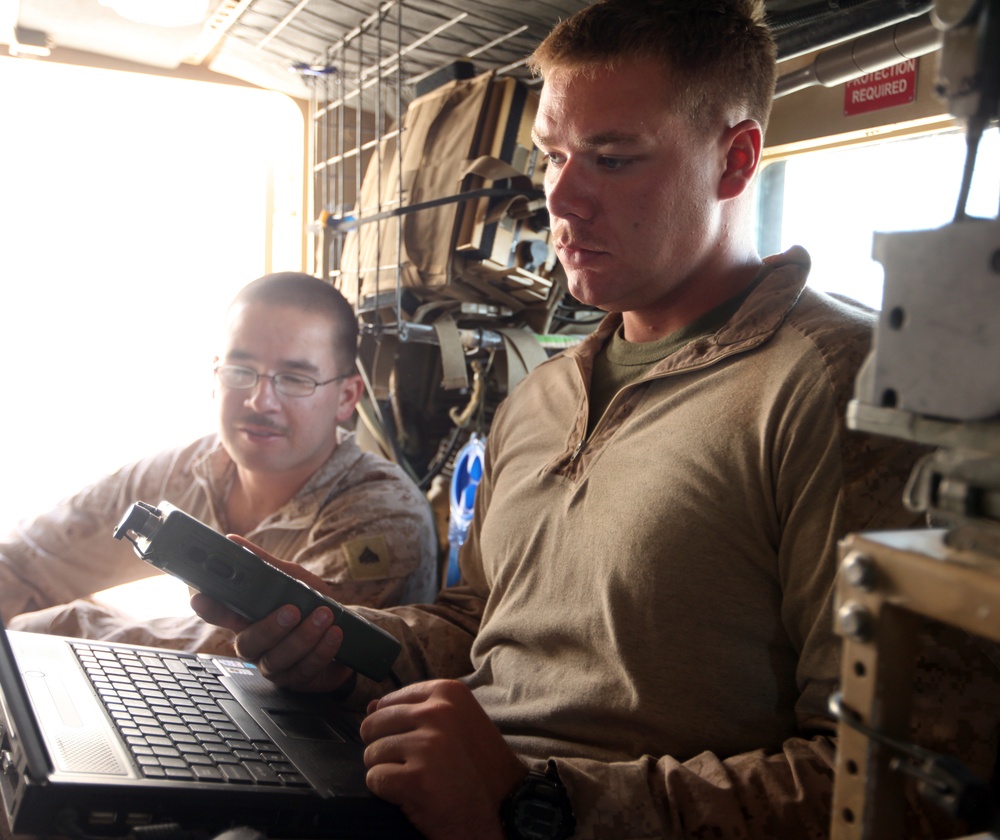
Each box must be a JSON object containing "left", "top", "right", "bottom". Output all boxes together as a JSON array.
[{"left": 510, "top": 783, "right": 573, "bottom": 840}]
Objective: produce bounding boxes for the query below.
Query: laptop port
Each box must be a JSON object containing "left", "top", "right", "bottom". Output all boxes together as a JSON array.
[
  {"left": 126, "top": 812, "right": 153, "bottom": 826},
  {"left": 87, "top": 811, "right": 117, "bottom": 825}
]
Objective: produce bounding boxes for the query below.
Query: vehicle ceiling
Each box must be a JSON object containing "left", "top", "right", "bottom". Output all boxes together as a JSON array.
[{"left": 6, "top": 0, "right": 933, "bottom": 100}]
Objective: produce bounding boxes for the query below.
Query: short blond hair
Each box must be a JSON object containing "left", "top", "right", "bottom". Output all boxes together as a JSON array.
[{"left": 528, "top": 0, "right": 776, "bottom": 135}]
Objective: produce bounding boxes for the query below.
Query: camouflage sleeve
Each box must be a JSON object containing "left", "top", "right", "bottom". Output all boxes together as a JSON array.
[
  {"left": 335, "top": 587, "right": 485, "bottom": 710},
  {"left": 0, "top": 439, "right": 215, "bottom": 621},
  {"left": 551, "top": 735, "right": 837, "bottom": 839}
]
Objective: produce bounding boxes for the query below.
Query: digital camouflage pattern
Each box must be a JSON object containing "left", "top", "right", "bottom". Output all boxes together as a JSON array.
[{"left": 1, "top": 429, "right": 438, "bottom": 656}]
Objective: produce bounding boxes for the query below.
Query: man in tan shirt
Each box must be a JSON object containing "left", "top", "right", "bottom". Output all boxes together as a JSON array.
[{"left": 2, "top": 272, "right": 438, "bottom": 655}]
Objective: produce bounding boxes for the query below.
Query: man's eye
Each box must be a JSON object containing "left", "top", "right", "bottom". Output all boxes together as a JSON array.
[
  {"left": 542, "top": 152, "right": 566, "bottom": 167},
  {"left": 598, "top": 156, "right": 632, "bottom": 171},
  {"left": 279, "top": 374, "right": 314, "bottom": 387}
]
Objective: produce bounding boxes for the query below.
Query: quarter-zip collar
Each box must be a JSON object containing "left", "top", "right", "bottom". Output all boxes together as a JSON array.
[
  {"left": 565, "top": 246, "right": 812, "bottom": 387},
  {"left": 549, "top": 246, "right": 812, "bottom": 476}
]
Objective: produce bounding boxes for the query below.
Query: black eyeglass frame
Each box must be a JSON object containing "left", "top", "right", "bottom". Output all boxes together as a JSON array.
[{"left": 214, "top": 364, "right": 353, "bottom": 398}]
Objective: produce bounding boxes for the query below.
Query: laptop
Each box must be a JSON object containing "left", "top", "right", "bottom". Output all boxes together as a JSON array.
[{"left": 0, "top": 621, "right": 422, "bottom": 839}]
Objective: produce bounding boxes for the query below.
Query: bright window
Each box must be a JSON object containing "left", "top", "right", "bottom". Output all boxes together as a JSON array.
[
  {"left": 0, "top": 58, "right": 304, "bottom": 538},
  {"left": 756, "top": 129, "right": 1000, "bottom": 310}
]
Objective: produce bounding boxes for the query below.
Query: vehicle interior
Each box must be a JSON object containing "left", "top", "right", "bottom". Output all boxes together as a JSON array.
[
  {"left": 0, "top": 0, "right": 977, "bottom": 486},
  {"left": 2, "top": 1, "right": 1000, "bottom": 838}
]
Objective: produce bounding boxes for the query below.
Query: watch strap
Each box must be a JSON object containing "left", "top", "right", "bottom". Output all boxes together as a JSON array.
[{"left": 500, "top": 760, "right": 576, "bottom": 840}]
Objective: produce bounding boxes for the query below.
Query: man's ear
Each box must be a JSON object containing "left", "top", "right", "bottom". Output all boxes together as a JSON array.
[
  {"left": 336, "top": 373, "right": 365, "bottom": 423},
  {"left": 718, "top": 119, "right": 763, "bottom": 200}
]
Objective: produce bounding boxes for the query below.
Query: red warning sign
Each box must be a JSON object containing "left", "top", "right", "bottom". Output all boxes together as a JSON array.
[{"left": 844, "top": 59, "right": 918, "bottom": 116}]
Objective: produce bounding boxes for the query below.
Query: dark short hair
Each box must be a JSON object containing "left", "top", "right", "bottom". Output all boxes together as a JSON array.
[
  {"left": 230, "top": 272, "right": 359, "bottom": 373},
  {"left": 528, "top": 0, "right": 776, "bottom": 136}
]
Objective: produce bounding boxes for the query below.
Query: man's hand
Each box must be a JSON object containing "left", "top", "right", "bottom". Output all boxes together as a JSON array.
[
  {"left": 189, "top": 535, "right": 354, "bottom": 694},
  {"left": 361, "top": 680, "right": 527, "bottom": 840}
]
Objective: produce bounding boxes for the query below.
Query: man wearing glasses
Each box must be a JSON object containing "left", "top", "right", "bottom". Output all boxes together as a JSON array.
[{"left": 0, "top": 272, "right": 439, "bottom": 656}]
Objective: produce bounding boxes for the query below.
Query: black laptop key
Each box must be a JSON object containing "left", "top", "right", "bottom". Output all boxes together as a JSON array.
[
  {"left": 219, "top": 763, "right": 254, "bottom": 784},
  {"left": 243, "top": 761, "right": 282, "bottom": 784},
  {"left": 192, "top": 764, "right": 225, "bottom": 782}
]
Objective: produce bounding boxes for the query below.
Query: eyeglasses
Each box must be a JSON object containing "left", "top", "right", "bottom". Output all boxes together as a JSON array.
[{"left": 214, "top": 364, "right": 351, "bottom": 398}]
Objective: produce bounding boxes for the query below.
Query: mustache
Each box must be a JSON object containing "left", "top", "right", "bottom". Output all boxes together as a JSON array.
[{"left": 236, "top": 414, "right": 289, "bottom": 434}]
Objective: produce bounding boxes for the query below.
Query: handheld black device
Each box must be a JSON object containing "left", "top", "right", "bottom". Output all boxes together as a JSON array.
[{"left": 113, "top": 500, "right": 401, "bottom": 682}]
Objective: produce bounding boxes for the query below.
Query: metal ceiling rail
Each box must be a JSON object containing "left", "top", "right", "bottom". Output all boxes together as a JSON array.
[
  {"left": 361, "top": 11, "right": 469, "bottom": 82},
  {"left": 496, "top": 56, "right": 530, "bottom": 76},
  {"left": 255, "top": 0, "right": 314, "bottom": 50},
  {"left": 312, "top": 9, "right": 469, "bottom": 120},
  {"left": 405, "top": 22, "right": 530, "bottom": 86},
  {"left": 224, "top": 4, "right": 334, "bottom": 63},
  {"left": 320, "top": 0, "right": 397, "bottom": 60},
  {"left": 465, "top": 24, "right": 528, "bottom": 59}
]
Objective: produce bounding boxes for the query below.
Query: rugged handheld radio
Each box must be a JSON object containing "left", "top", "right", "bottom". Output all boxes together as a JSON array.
[{"left": 113, "top": 500, "right": 401, "bottom": 682}]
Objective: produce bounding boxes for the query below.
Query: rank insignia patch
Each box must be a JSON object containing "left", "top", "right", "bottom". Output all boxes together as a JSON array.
[{"left": 344, "top": 534, "right": 391, "bottom": 579}]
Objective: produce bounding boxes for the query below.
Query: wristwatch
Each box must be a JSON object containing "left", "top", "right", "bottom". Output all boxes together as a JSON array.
[{"left": 500, "top": 761, "right": 576, "bottom": 840}]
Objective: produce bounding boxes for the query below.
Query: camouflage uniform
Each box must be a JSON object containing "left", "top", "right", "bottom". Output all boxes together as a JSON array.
[
  {"left": 1, "top": 428, "right": 438, "bottom": 656},
  {"left": 347, "top": 248, "right": 998, "bottom": 838}
]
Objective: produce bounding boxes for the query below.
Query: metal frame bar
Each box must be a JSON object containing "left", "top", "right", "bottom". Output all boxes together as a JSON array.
[{"left": 831, "top": 530, "right": 1000, "bottom": 839}]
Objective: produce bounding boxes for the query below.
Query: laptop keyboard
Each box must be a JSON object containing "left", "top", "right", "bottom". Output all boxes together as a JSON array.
[{"left": 72, "top": 642, "right": 312, "bottom": 788}]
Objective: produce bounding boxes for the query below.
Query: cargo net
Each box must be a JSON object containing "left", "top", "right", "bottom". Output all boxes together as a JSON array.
[{"left": 333, "top": 69, "right": 567, "bottom": 334}]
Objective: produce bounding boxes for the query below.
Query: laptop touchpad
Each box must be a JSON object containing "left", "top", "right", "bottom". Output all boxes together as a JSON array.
[{"left": 264, "top": 709, "right": 346, "bottom": 742}]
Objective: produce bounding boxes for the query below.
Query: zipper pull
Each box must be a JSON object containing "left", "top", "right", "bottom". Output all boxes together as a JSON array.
[{"left": 570, "top": 440, "right": 585, "bottom": 461}]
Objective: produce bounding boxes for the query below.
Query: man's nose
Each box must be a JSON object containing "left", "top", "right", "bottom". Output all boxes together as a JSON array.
[
  {"left": 546, "top": 160, "right": 595, "bottom": 222},
  {"left": 245, "top": 375, "right": 281, "bottom": 410}
]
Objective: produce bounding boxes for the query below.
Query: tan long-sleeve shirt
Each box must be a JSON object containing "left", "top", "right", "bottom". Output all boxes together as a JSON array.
[{"left": 347, "top": 248, "right": 997, "bottom": 838}]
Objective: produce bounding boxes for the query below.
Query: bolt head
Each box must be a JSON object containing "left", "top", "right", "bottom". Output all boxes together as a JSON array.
[
  {"left": 838, "top": 602, "right": 874, "bottom": 641},
  {"left": 842, "top": 552, "right": 877, "bottom": 591}
]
